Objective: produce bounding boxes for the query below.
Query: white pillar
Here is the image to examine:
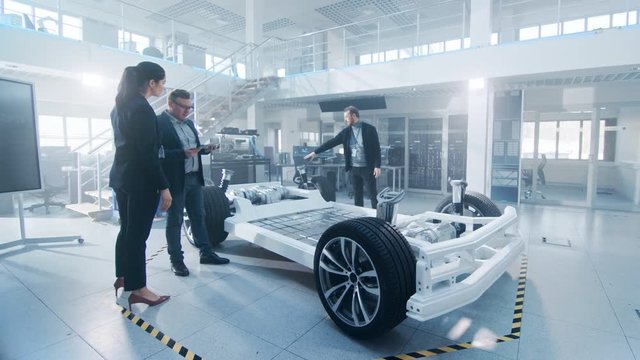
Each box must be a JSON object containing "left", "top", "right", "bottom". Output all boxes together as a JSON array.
[
  {"left": 245, "top": 0, "right": 264, "bottom": 44},
  {"left": 469, "top": 0, "right": 492, "bottom": 47},
  {"left": 586, "top": 108, "right": 601, "bottom": 207},
  {"left": 466, "top": 86, "right": 491, "bottom": 194}
]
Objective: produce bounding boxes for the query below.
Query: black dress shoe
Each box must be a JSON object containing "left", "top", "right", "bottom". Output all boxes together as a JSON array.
[
  {"left": 171, "top": 261, "right": 190, "bottom": 276},
  {"left": 200, "top": 252, "right": 230, "bottom": 265}
]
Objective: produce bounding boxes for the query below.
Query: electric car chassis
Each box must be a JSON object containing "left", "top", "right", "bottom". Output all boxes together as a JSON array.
[{"left": 188, "top": 181, "right": 524, "bottom": 339}]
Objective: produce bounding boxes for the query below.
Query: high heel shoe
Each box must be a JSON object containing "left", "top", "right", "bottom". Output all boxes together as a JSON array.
[
  {"left": 128, "top": 293, "right": 170, "bottom": 311},
  {"left": 113, "top": 277, "right": 124, "bottom": 297}
]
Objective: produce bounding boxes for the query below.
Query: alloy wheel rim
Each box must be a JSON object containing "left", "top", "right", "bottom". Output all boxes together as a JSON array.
[{"left": 318, "top": 236, "right": 380, "bottom": 328}]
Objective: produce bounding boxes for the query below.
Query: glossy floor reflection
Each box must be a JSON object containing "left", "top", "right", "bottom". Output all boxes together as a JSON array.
[{"left": 0, "top": 190, "right": 638, "bottom": 360}]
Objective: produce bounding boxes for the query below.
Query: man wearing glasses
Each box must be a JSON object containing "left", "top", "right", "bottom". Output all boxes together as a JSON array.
[{"left": 157, "top": 89, "right": 230, "bottom": 277}]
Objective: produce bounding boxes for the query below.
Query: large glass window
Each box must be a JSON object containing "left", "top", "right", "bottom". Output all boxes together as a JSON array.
[
  {"left": 3, "top": 0, "right": 32, "bottom": 19},
  {"left": 538, "top": 121, "right": 557, "bottom": 158},
  {"left": 34, "top": 7, "right": 58, "bottom": 34},
  {"left": 445, "top": 39, "right": 461, "bottom": 52},
  {"left": 540, "top": 23, "right": 559, "bottom": 37},
  {"left": 519, "top": 26, "right": 539, "bottom": 41},
  {"left": 118, "top": 30, "right": 150, "bottom": 53},
  {"left": 587, "top": 15, "right": 611, "bottom": 31},
  {"left": 563, "top": 18, "right": 585, "bottom": 34},
  {"left": 521, "top": 122, "right": 535, "bottom": 159},
  {"left": 38, "top": 115, "right": 65, "bottom": 147},
  {"left": 557, "top": 121, "right": 581, "bottom": 159},
  {"left": 62, "top": 15, "right": 82, "bottom": 40}
]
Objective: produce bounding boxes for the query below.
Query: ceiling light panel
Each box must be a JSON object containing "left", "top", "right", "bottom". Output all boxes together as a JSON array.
[
  {"left": 148, "top": 0, "right": 244, "bottom": 34},
  {"left": 263, "top": 18, "right": 296, "bottom": 33}
]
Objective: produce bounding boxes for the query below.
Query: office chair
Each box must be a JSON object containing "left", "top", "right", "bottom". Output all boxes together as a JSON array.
[
  {"left": 522, "top": 154, "right": 547, "bottom": 200},
  {"left": 25, "top": 151, "right": 69, "bottom": 214}
]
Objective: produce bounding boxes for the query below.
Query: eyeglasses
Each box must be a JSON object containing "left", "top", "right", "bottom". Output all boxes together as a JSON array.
[{"left": 171, "top": 101, "right": 194, "bottom": 111}]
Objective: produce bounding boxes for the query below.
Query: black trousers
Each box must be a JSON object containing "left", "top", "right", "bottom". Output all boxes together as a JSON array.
[
  {"left": 114, "top": 188, "right": 159, "bottom": 291},
  {"left": 350, "top": 166, "right": 378, "bottom": 209}
]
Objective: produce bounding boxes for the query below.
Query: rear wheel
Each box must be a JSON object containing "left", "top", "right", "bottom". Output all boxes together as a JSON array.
[
  {"left": 434, "top": 191, "right": 502, "bottom": 230},
  {"left": 311, "top": 175, "right": 336, "bottom": 202},
  {"left": 202, "top": 186, "right": 231, "bottom": 246},
  {"left": 314, "top": 217, "right": 415, "bottom": 338}
]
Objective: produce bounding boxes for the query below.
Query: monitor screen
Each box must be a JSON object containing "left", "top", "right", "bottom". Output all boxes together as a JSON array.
[{"left": 0, "top": 78, "right": 42, "bottom": 194}]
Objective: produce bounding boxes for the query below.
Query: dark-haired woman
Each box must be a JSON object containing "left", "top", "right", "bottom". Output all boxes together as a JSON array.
[{"left": 110, "top": 61, "right": 172, "bottom": 310}]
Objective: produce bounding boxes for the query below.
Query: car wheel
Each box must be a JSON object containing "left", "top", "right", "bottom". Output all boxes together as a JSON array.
[
  {"left": 202, "top": 186, "right": 231, "bottom": 245},
  {"left": 314, "top": 217, "right": 415, "bottom": 338}
]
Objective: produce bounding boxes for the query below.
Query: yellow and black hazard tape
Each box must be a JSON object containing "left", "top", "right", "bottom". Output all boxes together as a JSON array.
[
  {"left": 120, "top": 306, "right": 203, "bottom": 360},
  {"left": 146, "top": 244, "right": 167, "bottom": 264},
  {"left": 378, "top": 254, "right": 529, "bottom": 360}
]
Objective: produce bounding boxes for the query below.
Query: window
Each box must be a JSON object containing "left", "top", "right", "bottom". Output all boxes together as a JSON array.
[
  {"left": 359, "top": 54, "right": 371, "bottom": 65},
  {"left": 587, "top": 14, "right": 610, "bottom": 31},
  {"left": 66, "top": 117, "right": 90, "bottom": 151},
  {"left": 563, "top": 18, "right": 585, "bottom": 34},
  {"left": 445, "top": 39, "right": 461, "bottom": 51},
  {"left": 385, "top": 49, "right": 398, "bottom": 61},
  {"left": 38, "top": 115, "right": 64, "bottom": 147},
  {"left": 581, "top": 120, "right": 591, "bottom": 160},
  {"left": 276, "top": 68, "right": 286, "bottom": 77},
  {"left": 490, "top": 33, "right": 499, "bottom": 45},
  {"left": 428, "top": 41, "right": 444, "bottom": 54},
  {"left": 3, "top": 0, "right": 32, "bottom": 20},
  {"left": 62, "top": 15, "right": 82, "bottom": 40},
  {"left": 118, "top": 30, "right": 150, "bottom": 53},
  {"left": 236, "top": 63, "right": 246, "bottom": 79},
  {"left": 399, "top": 47, "right": 412, "bottom": 59},
  {"left": 34, "top": 7, "right": 58, "bottom": 35},
  {"left": 540, "top": 23, "right": 559, "bottom": 37},
  {"left": 538, "top": 121, "right": 557, "bottom": 158},
  {"left": 629, "top": 11, "right": 638, "bottom": 25},
  {"left": 519, "top": 26, "right": 539, "bottom": 41},
  {"left": 557, "top": 121, "right": 581, "bottom": 159},
  {"left": 521, "top": 122, "right": 535, "bottom": 158},
  {"left": 463, "top": 37, "right": 470, "bottom": 48},
  {"left": 205, "top": 54, "right": 214, "bottom": 70}
]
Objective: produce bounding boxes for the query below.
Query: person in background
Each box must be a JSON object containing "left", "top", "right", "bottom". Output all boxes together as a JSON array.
[
  {"left": 157, "top": 89, "right": 230, "bottom": 277},
  {"left": 304, "top": 106, "right": 381, "bottom": 208},
  {"left": 110, "top": 61, "right": 172, "bottom": 310}
]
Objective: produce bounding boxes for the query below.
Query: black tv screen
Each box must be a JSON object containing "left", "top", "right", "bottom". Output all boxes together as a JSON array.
[{"left": 0, "top": 78, "right": 42, "bottom": 194}]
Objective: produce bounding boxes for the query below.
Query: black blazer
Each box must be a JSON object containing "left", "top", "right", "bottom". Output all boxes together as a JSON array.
[
  {"left": 314, "top": 121, "right": 381, "bottom": 172},
  {"left": 157, "top": 111, "right": 206, "bottom": 193},
  {"left": 109, "top": 94, "right": 169, "bottom": 193}
]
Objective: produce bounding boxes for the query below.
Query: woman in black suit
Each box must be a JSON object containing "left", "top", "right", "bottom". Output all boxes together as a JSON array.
[{"left": 110, "top": 61, "right": 172, "bottom": 310}]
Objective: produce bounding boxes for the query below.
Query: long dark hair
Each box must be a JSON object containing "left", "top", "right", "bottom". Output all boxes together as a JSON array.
[{"left": 115, "top": 61, "right": 165, "bottom": 111}]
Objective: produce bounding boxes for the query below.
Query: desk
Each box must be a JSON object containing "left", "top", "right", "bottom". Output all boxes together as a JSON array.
[
  {"left": 381, "top": 166, "right": 405, "bottom": 192},
  {"left": 210, "top": 159, "right": 271, "bottom": 184}
]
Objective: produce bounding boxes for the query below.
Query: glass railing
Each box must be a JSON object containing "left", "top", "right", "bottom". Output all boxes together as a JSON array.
[
  {"left": 258, "top": 0, "right": 469, "bottom": 76},
  {"left": 492, "top": 0, "right": 638, "bottom": 44},
  {"left": 0, "top": 0, "right": 246, "bottom": 68}
]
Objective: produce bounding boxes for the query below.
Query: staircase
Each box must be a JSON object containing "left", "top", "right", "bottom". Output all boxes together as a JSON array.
[{"left": 66, "top": 39, "right": 280, "bottom": 220}]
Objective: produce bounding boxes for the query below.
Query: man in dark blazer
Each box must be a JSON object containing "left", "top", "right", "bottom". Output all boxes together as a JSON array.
[
  {"left": 157, "top": 89, "right": 229, "bottom": 277},
  {"left": 304, "top": 106, "right": 381, "bottom": 208}
]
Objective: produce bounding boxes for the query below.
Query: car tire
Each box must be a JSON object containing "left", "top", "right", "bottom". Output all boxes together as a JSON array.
[
  {"left": 434, "top": 191, "right": 502, "bottom": 230},
  {"left": 202, "top": 186, "right": 231, "bottom": 245},
  {"left": 314, "top": 217, "right": 415, "bottom": 338},
  {"left": 311, "top": 175, "right": 336, "bottom": 202}
]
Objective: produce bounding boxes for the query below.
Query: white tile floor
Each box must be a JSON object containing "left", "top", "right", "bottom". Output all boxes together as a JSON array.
[{"left": 1, "top": 190, "right": 639, "bottom": 360}]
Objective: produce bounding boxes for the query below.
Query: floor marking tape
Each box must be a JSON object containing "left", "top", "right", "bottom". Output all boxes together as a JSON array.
[
  {"left": 120, "top": 307, "right": 203, "bottom": 360},
  {"left": 377, "top": 255, "right": 529, "bottom": 360}
]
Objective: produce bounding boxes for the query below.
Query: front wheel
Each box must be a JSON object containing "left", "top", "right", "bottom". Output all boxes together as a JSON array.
[{"left": 314, "top": 217, "right": 415, "bottom": 338}]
